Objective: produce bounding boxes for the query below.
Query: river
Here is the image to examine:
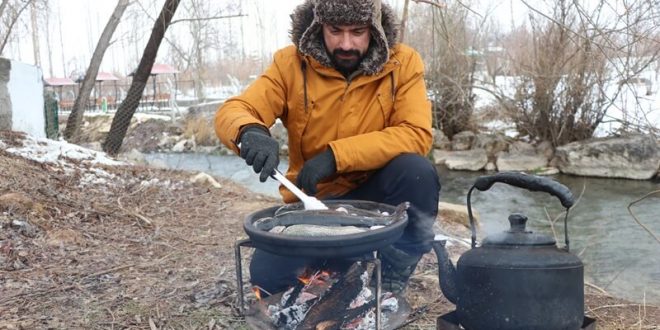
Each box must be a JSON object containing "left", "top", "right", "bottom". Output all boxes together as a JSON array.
[{"left": 145, "top": 152, "right": 660, "bottom": 305}]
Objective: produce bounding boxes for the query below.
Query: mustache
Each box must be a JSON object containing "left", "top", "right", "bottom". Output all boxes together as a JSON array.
[{"left": 333, "top": 49, "right": 361, "bottom": 58}]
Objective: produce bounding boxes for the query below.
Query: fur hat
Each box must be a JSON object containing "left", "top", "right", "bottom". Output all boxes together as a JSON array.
[{"left": 290, "top": 0, "right": 398, "bottom": 75}]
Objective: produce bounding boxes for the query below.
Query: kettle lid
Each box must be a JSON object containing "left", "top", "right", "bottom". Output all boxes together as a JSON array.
[{"left": 482, "top": 213, "right": 556, "bottom": 246}]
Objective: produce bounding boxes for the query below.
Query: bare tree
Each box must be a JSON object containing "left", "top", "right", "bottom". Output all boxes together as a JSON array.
[
  {"left": 103, "top": 0, "right": 181, "bottom": 156},
  {"left": 142, "top": 1, "right": 244, "bottom": 101},
  {"left": 43, "top": 0, "right": 53, "bottom": 77},
  {"left": 62, "top": 0, "right": 130, "bottom": 142},
  {"left": 405, "top": 1, "right": 482, "bottom": 138},
  {"left": 0, "top": 0, "right": 33, "bottom": 55},
  {"left": 29, "top": 0, "right": 39, "bottom": 66},
  {"left": 507, "top": 0, "right": 660, "bottom": 144},
  {"left": 399, "top": 0, "right": 410, "bottom": 42}
]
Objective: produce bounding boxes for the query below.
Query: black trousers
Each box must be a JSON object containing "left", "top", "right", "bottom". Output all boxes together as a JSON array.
[{"left": 249, "top": 153, "right": 441, "bottom": 294}]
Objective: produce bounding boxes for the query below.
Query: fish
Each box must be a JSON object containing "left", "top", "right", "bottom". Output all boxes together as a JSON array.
[
  {"left": 254, "top": 202, "right": 409, "bottom": 232},
  {"left": 277, "top": 224, "right": 367, "bottom": 236}
]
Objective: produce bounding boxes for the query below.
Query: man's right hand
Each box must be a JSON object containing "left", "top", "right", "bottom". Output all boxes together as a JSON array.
[{"left": 239, "top": 127, "right": 279, "bottom": 182}]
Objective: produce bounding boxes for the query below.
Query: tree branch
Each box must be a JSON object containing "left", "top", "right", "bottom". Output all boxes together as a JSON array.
[
  {"left": 411, "top": 0, "right": 445, "bottom": 9},
  {"left": 412, "top": 0, "right": 483, "bottom": 18},
  {"left": 627, "top": 190, "right": 660, "bottom": 244},
  {"left": 0, "top": 0, "right": 33, "bottom": 54},
  {"left": 170, "top": 13, "right": 246, "bottom": 25}
]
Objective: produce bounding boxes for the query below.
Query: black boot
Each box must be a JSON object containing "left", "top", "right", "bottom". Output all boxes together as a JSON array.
[{"left": 375, "top": 245, "right": 423, "bottom": 294}]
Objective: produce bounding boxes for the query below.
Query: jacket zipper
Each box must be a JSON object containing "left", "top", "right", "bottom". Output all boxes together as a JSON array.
[{"left": 342, "top": 70, "right": 362, "bottom": 101}]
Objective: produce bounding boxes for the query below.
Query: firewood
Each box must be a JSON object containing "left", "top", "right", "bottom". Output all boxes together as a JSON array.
[
  {"left": 298, "top": 262, "right": 368, "bottom": 329},
  {"left": 314, "top": 320, "right": 338, "bottom": 330}
]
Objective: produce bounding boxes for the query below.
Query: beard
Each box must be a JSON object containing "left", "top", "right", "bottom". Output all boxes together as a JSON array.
[{"left": 330, "top": 49, "right": 363, "bottom": 77}]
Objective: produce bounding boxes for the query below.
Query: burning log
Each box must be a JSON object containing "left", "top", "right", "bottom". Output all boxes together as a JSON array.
[
  {"left": 314, "top": 320, "right": 338, "bottom": 330},
  {"left": 298, "top": 262, "right": 368, "bottom": 329},
  {"left": 246, "top": 261, "right": 410, "bottom": 330}
]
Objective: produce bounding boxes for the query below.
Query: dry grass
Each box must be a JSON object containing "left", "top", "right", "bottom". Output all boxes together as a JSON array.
[
  {"left": 183, "top": 116, "right": 218, "bottom": 146},
  {"left": 0, "top": 130, "right": 657, "bottom": 329}
]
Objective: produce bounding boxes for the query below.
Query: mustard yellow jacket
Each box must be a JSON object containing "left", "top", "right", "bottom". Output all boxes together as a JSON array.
[{"left": 215, "top": 44, "right": 432, "bottom": 203}]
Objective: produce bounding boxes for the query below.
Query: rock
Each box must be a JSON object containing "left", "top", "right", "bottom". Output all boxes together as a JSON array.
[
  {"left": 171, "top": 139, "right": 189, "bottom": 152},
  {"left": 432, "top": 150, "right": 451, "bottom": 165},
  {"left": 474, "top": 133, "right": 509, "bottom": 158},
  {"left": 438, "top": 202, "right": 480, "bottom": 229},
  {"left": 536, "top": 140, "right": 555, "bottom": 159},
  {"left": 190, "top": 172, "right": 222, "bottom": 189},
  {"left": 496, "top": 152, "right": 549, "bottom": 172},
  {"left": 270, "top": 120, "right": 288, "bottom": 146},
  {"left": 433, "top": 128, "right": 452, "bottom": 150},
  {"left": 509, "top": 141, "right": 535, "bottom": 153},
  {"left": 555, "top": 135, "right": 660, "bottom": 180},
  {"left": 157, "top": 135, "right": 179, "bottom": 149},
  {"left": 451, "top": 131, "right": 476, "bottom": 151},
  {"left": 444, "top": 149, "right": 488, "bottom": 171},
  {"left": 485, "top": 162, "right": 497, "bottom": 171},
  {"left": 10, "top": 219, "right": 38, "bottom": 238}
]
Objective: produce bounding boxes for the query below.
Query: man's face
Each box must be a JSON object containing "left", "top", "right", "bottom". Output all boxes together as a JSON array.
[{"left": 322, "top": 24, "right": 370, "bottom": 75}]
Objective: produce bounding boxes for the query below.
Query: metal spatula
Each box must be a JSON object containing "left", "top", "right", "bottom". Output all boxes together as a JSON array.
[{"left": 271, "top": 169, "right": 328, "bottom": 210}]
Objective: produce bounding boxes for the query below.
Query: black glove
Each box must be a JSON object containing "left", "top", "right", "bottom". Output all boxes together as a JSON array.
[
  {"left": 297, "top": 149, "right": 337, "bottom": 195},
  {"left": 239, "top": 127, "right": 279, "bottom": 182}
]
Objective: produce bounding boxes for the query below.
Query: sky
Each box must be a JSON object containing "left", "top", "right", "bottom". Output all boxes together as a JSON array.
[
  {"left": 9, "top": 0, "right": 302, "bottom": 79},
  {"left": 6, "top": 0, "right": 535, "bottom": 79}
]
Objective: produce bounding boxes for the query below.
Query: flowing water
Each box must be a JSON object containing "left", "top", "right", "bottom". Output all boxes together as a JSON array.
[{"left": 145, "top": 153, "right": 660, "bottom": 304}]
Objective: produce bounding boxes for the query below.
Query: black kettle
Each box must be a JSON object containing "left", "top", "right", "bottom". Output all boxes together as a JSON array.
[{"left": 432, "top": 172, "right": 584, "bottom": 330}]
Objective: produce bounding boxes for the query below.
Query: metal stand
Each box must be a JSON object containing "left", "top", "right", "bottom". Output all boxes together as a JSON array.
[
  {"left": 234, "top": 238, "right": 254, "bottom": 316},
  {"left": 234, "top": 239, "right": 384, "bottom": 329}
]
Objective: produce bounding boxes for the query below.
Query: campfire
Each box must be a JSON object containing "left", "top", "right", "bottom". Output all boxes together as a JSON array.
[
  {"left": 236, "top": 201, "right": 412, "bottom": 329},
  {"left": 244, "top": 261, "right": 410, "bottom": 330}
]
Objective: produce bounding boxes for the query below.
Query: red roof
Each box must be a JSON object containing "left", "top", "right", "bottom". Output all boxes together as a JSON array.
[
  {"left": 151, "top": 63, "right": 178, "bottom": 74},
  {"left": 96, "top": 72, "right": 119, "bottom": 81},
  {"left": 44, "top": 77, "right": 76, "bottom": 86},
  {"left": 129, "top": 63, "right": 179, "bottom": 76}
]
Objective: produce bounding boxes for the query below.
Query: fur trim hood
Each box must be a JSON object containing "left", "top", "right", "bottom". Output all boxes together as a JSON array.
[{"left": 290, "top": 0, "right": 399, "bottom": 75}]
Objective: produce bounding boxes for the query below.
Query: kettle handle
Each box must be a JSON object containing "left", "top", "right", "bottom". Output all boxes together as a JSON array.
[
  {"left": 473, "top": 172, "right": 575, "bottom": 208},
  {"left": 467, "top": 172, "right": 575, "bottom": 250}
]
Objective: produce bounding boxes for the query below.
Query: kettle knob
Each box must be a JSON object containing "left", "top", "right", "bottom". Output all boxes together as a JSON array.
[{"left": 508, "top": 213, "right": 529, "bottom": 233}]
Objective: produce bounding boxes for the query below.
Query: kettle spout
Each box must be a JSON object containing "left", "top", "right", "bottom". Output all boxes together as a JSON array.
[{"left": 432, "top": 240, "right": 459, "bottom": 304}]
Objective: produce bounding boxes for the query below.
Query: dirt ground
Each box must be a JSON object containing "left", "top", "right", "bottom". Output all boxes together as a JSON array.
[{"left": 1, "top": 130, "right": 658, "bottom": 329}]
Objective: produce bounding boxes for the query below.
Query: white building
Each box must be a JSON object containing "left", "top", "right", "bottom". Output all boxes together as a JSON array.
[{"left": 0, "top": 58, "right": 45, "bottom": 138}]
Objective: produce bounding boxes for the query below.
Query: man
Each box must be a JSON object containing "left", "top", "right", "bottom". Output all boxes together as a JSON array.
[{"left": 215, "top": 0, "right": 440, "bottom": 295}]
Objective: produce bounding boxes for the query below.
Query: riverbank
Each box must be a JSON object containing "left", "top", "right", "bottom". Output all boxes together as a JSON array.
[
  {"left": 69, "top": 111, "right": 660, "bottom": 182},
  {"left": 1, "top": 131, "right": 659, "bottom": 329}
]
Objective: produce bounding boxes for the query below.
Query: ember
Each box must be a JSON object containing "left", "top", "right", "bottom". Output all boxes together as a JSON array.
[{"left": 246, "top": 262, "right": 411, "bottom": 330}]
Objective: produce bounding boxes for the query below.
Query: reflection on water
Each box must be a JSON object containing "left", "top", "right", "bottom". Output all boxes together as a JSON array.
[{"left": 145, "top": 153, "right": 660, "bottom": 304}]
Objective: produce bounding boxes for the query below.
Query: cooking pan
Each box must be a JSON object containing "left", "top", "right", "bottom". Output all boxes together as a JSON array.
[{"left": 243, "top": 200, "right": 409, "bottom": 258}]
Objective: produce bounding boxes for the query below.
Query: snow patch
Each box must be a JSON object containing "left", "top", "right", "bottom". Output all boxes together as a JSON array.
[
  {"left": 5, "top": 135, "right": 124, "bottom": 167},
  {"left": 2, "top": 134, "right": 128, "bottom": 188}
]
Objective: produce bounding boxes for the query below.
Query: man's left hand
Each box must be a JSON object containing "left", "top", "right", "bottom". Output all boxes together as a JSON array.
[{"left": 297, "top": 149, "right": 337, "bottom": 195}]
